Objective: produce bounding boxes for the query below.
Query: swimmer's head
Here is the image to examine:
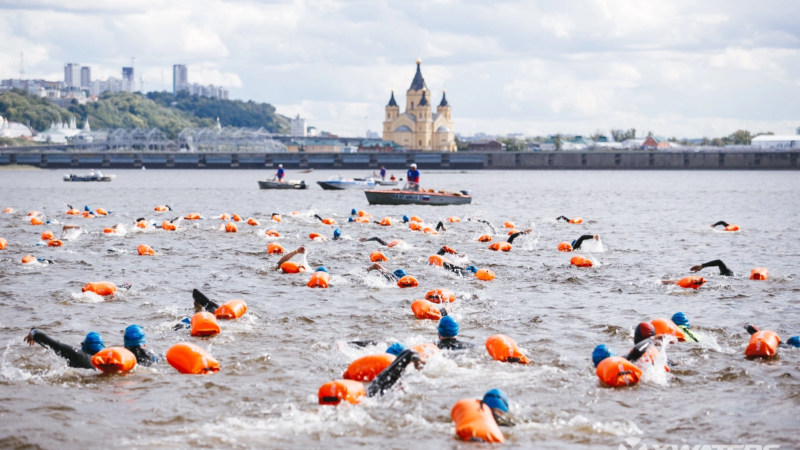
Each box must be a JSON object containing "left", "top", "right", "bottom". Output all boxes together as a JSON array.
[
  {"left": 393, "top": 269, "right": 406, "bottom": 279},
  {"left": 634, "top": 322, "right": 656, "bottom": 344},
  {"left": 351, "top": 209, "right": 357, "bottom": 215},
  {"left": 333, "top": 228, "right": 341, "bottom": 238},
  {"left": 124, "top": 324, "right": 146, "bottom": 348},
  {"left": 671, "top": 312, "right": 690, "bottom": 328},
  {"left": 402, "top": 215, "right": 409, "bottom": 223},
  {"left": 438, "top": 316, "right": 459, "bottom": 338},
  {"left": 84, "top": 205, "right": 90, "bottom": 211},
  {"left": 466, "top": 265, "right": 478, "bottom": 274},
  {"left": 348, "top": 217, "right": 355, "bottom": 222},
  {"left": 592, "top": 344, "right": 615, "bottom": 367},
  {"left": 316, "top": 266, "right": 328, "bottom": 273},
  {"left": 482, "top": 389, "right": 509, "bottom": 414},
  {"left": 81, "top": 331, "right": 104, "bottom": 355},
  {"left": 386, "top": 342, "right": 407, "bottom": 356},
  {"left": 787, "top": 336, "right": 800, "bottom": 348}
]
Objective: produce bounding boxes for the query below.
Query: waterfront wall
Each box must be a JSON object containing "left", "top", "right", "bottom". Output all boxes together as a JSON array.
[{"left": 0, "top": 151, "right": 797, "bottom": 170}]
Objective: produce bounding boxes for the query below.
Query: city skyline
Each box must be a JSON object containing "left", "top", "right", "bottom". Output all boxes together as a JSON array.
[{"left": 0, "top": 0, "right": 798, "bottom": 138}]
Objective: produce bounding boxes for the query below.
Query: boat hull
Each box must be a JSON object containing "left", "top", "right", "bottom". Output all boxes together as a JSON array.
[
  {"left": 64, "top": 176, "right": 114, "bottom": 182},
  {"left": 258, "top": 180, "right": 307, "bottom": 190},
  {"left": 317, "top": 180, "right": 376, "bottom": 190},
  {"left": 364, "top": 190, "right": 472, "bottom": 205}
]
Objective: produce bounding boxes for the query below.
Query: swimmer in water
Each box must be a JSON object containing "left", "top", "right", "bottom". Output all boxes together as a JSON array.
[
  {"left": 632, "top": 322, "right": 678, "bottom": 367},
  {"left": 359, "top": 237, "right": 392, "bottom": 246},
  {"left": 23, "top": 329, "right": 104, "bottom": 369},
  {"left": 61, "top": 224, "right": 82, "bottom": 239},
  {"left": 437, "top": 316, "right": 475, "bottom": 350},
  {"left": 506, "top": 229, "right": 534, "bottom": 244},
  {"left": 689, "top": 260, "right": 734, "bottom": 276},
  {"left": 365, "top": 263, "right": 407, "bottom": 281},
  {"left": 592, "top": 339, "right": 656, "bottom": 369},
  {"left": 332, "top": 228, "right": 343, "bottom": 240},
  {"left": 468, "top": 217, "right": 499, "bottom": 234},
  {"left": 743, "top": 323, "right": 800, "bottom": 348},
  {"left": 123, "top": 324, "right": 159, "bottom": 366},
  {"left": 482, "top": 389, "right": 515, "bottom": 427},
  {"left": 274, "top": 246, "right": 308, "bottom": 270},
  {"left": 671, "top": 312, "right": 700, "bottom": 342},
  {"left": 366, "top": 346, "right": 425, "bottom": 397},
  {"left": 711, "top": 221, "right": 736, "bottom": 229},
  {"left": 570, "top": 234, "right": 599, "bottom": 250}
]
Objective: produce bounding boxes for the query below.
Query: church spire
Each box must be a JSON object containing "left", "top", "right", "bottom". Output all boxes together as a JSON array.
[
  {"left": 439, "top": 90, "right": 448, "bottom": 107},
  {"left": 387, "top": 90, "right": 398, "bottom": 107},
  {"left": 409, "top": 58, "right": 427, "bottom": 91},
  {"left": 418, "top": 89, "right": 429, "bottom": 106}
]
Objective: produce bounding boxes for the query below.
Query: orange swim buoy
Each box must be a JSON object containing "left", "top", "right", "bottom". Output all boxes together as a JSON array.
[
  {"left": 488, "top": 242, "right": 511, "bottom": 252},
  {"left": 486, "top": 334, "right": 530, "bottom": 364},
  {"left": 82, "top": 282, "right": 118, "bottom": 296},
  {"left": 428, "top": 255, "right": 447, "bottom": 266},
  {"left": 155, "top": 205, "right": 169, "bottom": 212},
  {"left": 570, "top": 256, "right": 593, "bottom": 267},
  {"left": 309, "top": 232, "right": 323, "bottom": 240},
  {"left": 162, "top": 221, "right": 177, "bottom": 231},
  {"left": 397, "top": 275, "right": 419, "bottom": 288},
  {"left": 27, "top": 211, "right": 41, "bottom": 217},
  {"left": 30, "top": 217, "right": 44, "bottom": 226},
  {"left": 676, "top": 276, "right": 706, "bottom": 289},
  {"left": 343, "top": 354, "right": 396, "bottom": 381},
  {"left": 224, "top": 222, "right": 237, "bottom": 233},
  {"left": 271, "top": 214, "right": 282, "bottom": 223},
  {"left": 22, "top": 255, "right": 36, "bottom": 264},
  {"left": 0, "top": 238, "right": 7, "bottom": 250},
  {"left": 321, "top": 218, "right": 335, "bottom": 225},
  {"left": 409, "top": 222, "right": 423, "bottom": 231},
  {"left": 137, "top": 244, "right": 154, "bottom": 256},
  {"left": 166, "top": 342, "right": 220, "bottom": 374},
  {"left": 410, "top": 342, "right": 440, "bottom": 360},
  {"left": 354, "top": 217, "right": 370, "bottom": 223},
  {"left": 103, "top": 228, "right": 117, "bottom": 234},
  {"left": 307, "top": 271, "right": 331, "bottom": 288},
  {"left": 745, "top": 330, "right": 780, "bottom": 358},
  {"left": 451, "top": 399, "right": 505, "bottom": 443},
  {"left": 422, "top": 227, "right": 438, "bottom": 235},
  {"left": 507, "top": 229, "right": 520, "bottom": 236},
  {"left": 91, "top": 347, "right": 137, "bottom": 374},
  {"left": 410, "top": 216, "right": 423, "bottom": 223},
  {"left": 280, "top": 261, "right": 306, "bottom": 273},
  {"left": 3, "top": 208, "right": 13, "bottom": 213},
  {"left": 247, "top": 218, "right": 260, "bottom": 226},
  {"left": 318, "top": 380, "right": 365, "bottom": 405},
  {"left": 503, "top": 221, "right": 515, "bottom": 229},
  {"left": 379, "top": 217, "right": 392, "bottom": 226},
  {"left": 370, "top": 251, "right": 388, "bottom": 262},
  {"left": 387, "top": 240, "right": 403, "bottom": 247},
  {"left": 446, "top": 216, "right": 460, "bottom": 223},
  {"left": 596, "top": 356, "right": 642, "bottom": 387},
  {"left": 47, "top": 239, "right": 63, "bottom": 247},
  {"left": 190, "top": 312, "right": 221, "bottom": 337},
  {"left": 136, "top": 220, "right": 148, "bottom": 229},
  {"left": 358, "top": 210, "right": 370, "bottom": 217},
  {"left": 220, "top": 213, "right": 231, "bottom": 220},
  {"left": 440, "top": 246, "right": 457, "bottom": 254},
  {"left": 184, "top": 213, "right": 201, "bottom": 220},
  {"left": 478, "top": 235, "right": 492, "bottom": 242},
  {"left": 214, "top": 299, "right": 247, "bottom": 319},
  {"left": 81, "top": 211, "right": 94, "bottom": 219},
  {"left": 651, "top": 318, "right": 686, "bottom": 342},
  {"left": 232, "top": 214, "right": 243, "bottom": 222},
  {"left": 41, "top": 231, "right": 55, "bottom": 241},
  {"left": 426, "top": 288, "right": 455, "bottom": 303},
  {"left": 724, "top": 224, "right": 740, "bottom": 232},
  {"left": 750, "top": 268, "right": 768, "bottom": 280},
  {"left": 66, "top": 209, "right": 80, "bottom": 215},
  {"left": 557, "top": 242, "right": 573, "bottom": 252},
  {"left": 569, "top": 217, "right": 583, "bottom": 224},
  {"left": 95, "top": 208, "right": 108, "bottom": 216},
  {"left": 291, "top": 211, "right": 300, "bottom": 216},
  {"left": 411, "top": 299, "right": 445, "bottom": 320},
  {"left": 267, "top": 242, "right": 285, "bottom": 254},
  {"left": 475, "top": 269, "right": 495, "bottom": 281},
  {"left": 265, "top": 229, "right": 280, "bottom": 237}
]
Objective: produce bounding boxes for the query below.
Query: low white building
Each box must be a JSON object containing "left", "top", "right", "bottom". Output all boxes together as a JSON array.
[
  {"left": 291, "top": 115, "right": 306, "bottom": 137},
  {"left": 751, "top": 135, "right": 800, "bottom": 150},
  {"left": 0, "top": 116, "right": 33, "bottom": 138}
]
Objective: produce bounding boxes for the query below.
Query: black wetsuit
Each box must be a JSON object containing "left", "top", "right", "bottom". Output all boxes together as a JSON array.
[
  {"left": 363, "top": 237, "right": 389, "bottom": 246},
  {"left": 381, "top": 272, "right": 399, "bottom": 282},
  {"left": 435, "top": 221, "right": 446, "bottom": 232},
  {"left": 193, "top": 289, "right": 220, "bottom": 313},
  {"left": 700, "top": 260, "right": 734, "bottom": 276},
  {"left": 556, "top": 216, "right": 571, "bottom": 222},
  {"left": 30, "top": 330, "right": 95, "bottom": 369},
  {"left": 507, "top": 232, "right": 529, "bottom": 244},
  {"left": 127, "top": 346, "right": 159, "bottom": 366},
  {"left": 443, "top": 262, "right": 472, "bottom": 277},
  {"left": 712, "top": 221, "right": 730, "bottom": 228},
  {"left": 626, "top": 338, "right": 677, "bottom": 367},
  {"left": 572, "top": 235, "right": 594, "bottom": 250},
  {"left": 437, "top": 337, "right": 475, "bottom": 350},
  {"left": 366, "top": 349, "right": 420, "bottom": 397},
  {"left": 469, "top": 218, "right": 498, "bottom": 234}
]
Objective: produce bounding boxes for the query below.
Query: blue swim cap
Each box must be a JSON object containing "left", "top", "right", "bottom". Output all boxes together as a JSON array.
[
  {"left": 84, "top": 205, "right": 90, "bottom": 211},
  {"left": 571, "top": 239, "right": 577, "bottom": 247},
  {"left": 348, "top": 217, "right": 355, "bottom": 222},
  {"left": 592, "top": 344, "right": 615, "bottom": 367},
  {"left": 124, "top": 324, "right": 146, "bottom": 348},
  {"left": 402, "top": 215, "right": 409, "bottom": 223},
  {"left": 672, "top": 312, "right": 690, "bottom": 328},
  {"left": 386, "top": 342, "right": 408, "bottom": 356},
  {"left": 466, "top": 265, "right": 478, "bottom": 274},
  {"left": 483, "top": 389, "right": 509, "bottom": 413},
  {"left": 45, "top": 220, "right": 51, "bottom": 224},
  {"left": 438, "top": 316, "right": 459, "bottom": 338},
  {"left": 81, "top": 331, "right": 104, "bottom": 355},
  {"left": 393, "top": 269, "right": 406, "bottom": 279},
  {"left": 333, "top": 228, "right": 342, "bottom": 238},
  {"left": 787, "top": 336, "right": 800, "bottom": 348},
  {"left": 351, "top": 208, "right": 357, "bottom": 215},
  {"left": 316, "top": 266, "right": 328, "bottom": 273}
]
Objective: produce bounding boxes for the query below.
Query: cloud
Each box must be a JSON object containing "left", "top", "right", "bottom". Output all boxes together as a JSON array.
[{"left": 0, "top": 0, "right": 799, "bottom": 137}]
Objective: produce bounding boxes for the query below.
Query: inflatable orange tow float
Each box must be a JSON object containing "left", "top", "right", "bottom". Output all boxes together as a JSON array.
[
  {"left": 166, "top": 342, "right": 220, "bottom": 374},
  {"left": 343, "top": 354, "right": 396, "bottom": 382},
  {"left": 91, "top": 347, "right": 137, "bottom": 374},
  {"left": 214, "top": 299, "right": 247, "bottom": 319},
  {"left": 318, "top": 380, "right": 365, "bottom": 405},
  {"left": 486, "top": 334, "right": 530, "bottom": 364},
  {"left": 451, "top": 399, "right": 505, "bottom": 443},
  {"left": 82, "top": 282, "right": 118, "bottom": 296},
  {"left": 425, "top": 288, "right": 455, "bottom": 303}
]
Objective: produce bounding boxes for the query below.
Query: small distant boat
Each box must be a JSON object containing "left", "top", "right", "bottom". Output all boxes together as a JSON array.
[
  {"left": 365, "top": 187, "right": 472, "bottom": 205},
  {"left": 300, "top": 168, "right": 314, "bottom": 173},
  {"left": 64, "top": 172, "right": 115, "bottom": 182},
  {"left": 258, "top": 180, "right": 308, "bottom": 190},
  {"left": 355, "top": 175, "right": 398, "bottom": 186},
  {"left": 317, "top": 175, "right": 376, "bottom": 190}
]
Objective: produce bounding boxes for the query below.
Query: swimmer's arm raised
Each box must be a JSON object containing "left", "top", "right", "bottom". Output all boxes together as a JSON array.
[
  {"left": 572, "top": 235, "right": 597, "bottom": 250},
  {"left": 25, "top": 329, "right": 95, "bottom": 369},
  {"left": 366, "top": 349, "right": 420, "bottom": 397},
  {"left": 690, "top": 260, "right": 733, "bottom": 276},
  {"left": 359, "top": 237, "right": 388, "bottom": 246},
  {"left": 275, "top": 246, "right": 306, "bottom": 267}
]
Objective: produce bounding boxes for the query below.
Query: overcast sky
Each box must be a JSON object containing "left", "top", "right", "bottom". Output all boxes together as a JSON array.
[{"left": 1, "top": 0, "right": 798, "bottom": 138}]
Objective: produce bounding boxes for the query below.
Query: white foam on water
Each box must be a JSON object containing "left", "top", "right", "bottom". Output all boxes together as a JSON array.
[{"left": 70, "top": 291, "right": 105, "bottom": 303}]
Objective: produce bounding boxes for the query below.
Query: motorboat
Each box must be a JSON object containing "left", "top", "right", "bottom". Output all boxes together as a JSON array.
[
  {"left": 64, "top": 172, "right": 115, "bottom": 182},
  {"left": 365, "top": 186, "right": 472, "bottom": 205},
  {"left": 258, "top": 179, "right": 308, "bottom": 190},
  {"left": 317, "top": 174, "right": 377, "bottom": 190},
  {"left": 355, "top": 174, "right": 399, "bottom": 186}
]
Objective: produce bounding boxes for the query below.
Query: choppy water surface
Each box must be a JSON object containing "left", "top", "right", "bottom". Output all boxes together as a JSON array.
[{"left": 1, "top": 169, "right": 799, "bottom": 449}]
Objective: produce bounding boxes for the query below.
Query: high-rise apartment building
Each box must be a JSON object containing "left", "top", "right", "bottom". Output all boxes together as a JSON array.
[
  {"left": 291, "top": 115, "right": 306, "bottom": 137},
  {"left": 64, "top": 63, "right": 81, "bottom": 88},
  {"left": 122, "top": 67, "right": 134, "bottom": 92},
  {"left": 173, "top": 64, "right": 188, "bottom": 94},
  {"left": 80, "top": 67, "right": 91, "bottom": 88}
]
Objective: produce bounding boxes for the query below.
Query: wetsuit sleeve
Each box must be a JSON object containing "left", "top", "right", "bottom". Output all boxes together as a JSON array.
[
  {"left": 700, "top": 260, "right": 734, "bottom": 276},
  {"left": 364, "top": 237, "right": 388, "bottom": 246},
  {"left": 507, "top": 232, "right": 523, "bottom": 244},
  {"left": 712, "top": 221, "right": 729, "bottom": 227},
  {"left": 442, "top": 262, "right": 466, "bottom": 275},
  {"left": 129, "top": 346, "right": 159, "bottom": 366},
  {"left": 192, "top": 289, "right": 220, "bottom": 313},
  {"left": 348, "top": 340, "right": 378, "bottom": 348},
  {"left": 314, "top": 214, "right": 324, "bottom": 222},
  {"left": 435, "top": 221, "right": 445, "bottom": 231},
  {"left": 572, "top": 235, "right": 594, "bottom": 250},
  {"left": 32, "top": 330, "right": 95, "bottom": 369},
  {"left": 556, "top": 216, "right": 569, "bottom": 222},
  {"left": 625, "top": 338, "right": 652, "bottom": 363},
  {"left": 366, "top": 349, "right": 419, "bottom": 397}
]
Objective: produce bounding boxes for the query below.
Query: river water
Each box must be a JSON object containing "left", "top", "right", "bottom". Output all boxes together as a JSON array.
[{"left": 0, "top": 169, "right": 798, "bottom": 449}]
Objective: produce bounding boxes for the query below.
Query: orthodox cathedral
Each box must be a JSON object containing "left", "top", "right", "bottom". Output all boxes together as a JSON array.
[{"left": 382, "top": 59, "right": 455, "bottom": 151}]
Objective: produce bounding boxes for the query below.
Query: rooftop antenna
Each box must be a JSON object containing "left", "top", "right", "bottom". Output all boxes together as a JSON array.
[{"left": 20, "top": 52, "right": 24, "bottom": 80}]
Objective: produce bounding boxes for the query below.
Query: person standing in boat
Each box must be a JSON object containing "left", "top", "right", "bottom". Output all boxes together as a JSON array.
[
  {"left": 407, "top": 163, "right": 420, "bottom": 190},
  {"left": 275, "top": 164, "right": 285, "bottom": 182},
  {"left": 380, "top": 165, "right": 387, "bottom": 180}
]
